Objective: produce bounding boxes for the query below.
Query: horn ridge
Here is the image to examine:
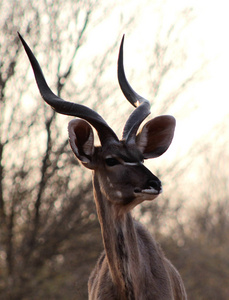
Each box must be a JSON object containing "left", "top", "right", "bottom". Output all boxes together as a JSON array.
[
  {"left": 18, "top": 32, "right": 118, "bottom": 145},
  {"left": 117, "top": 35, "right": 151, "bottom": 141},
  {"left": 118, "top": 35, "right": 145, "bottom": 107}
]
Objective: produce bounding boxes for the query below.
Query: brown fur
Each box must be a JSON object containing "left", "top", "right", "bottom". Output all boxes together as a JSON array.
[{"left": 88, "top": 174, "right": 187, "bottom": 300}]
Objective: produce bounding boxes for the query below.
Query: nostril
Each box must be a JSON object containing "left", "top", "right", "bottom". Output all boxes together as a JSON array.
[{"left": 148, "top": 179, "right": 161, "bottom": 192}]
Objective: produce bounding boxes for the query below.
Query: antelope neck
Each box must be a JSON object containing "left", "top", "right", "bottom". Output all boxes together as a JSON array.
[{"left": 93, "top": 174, "right": 142, "bottom": 299}]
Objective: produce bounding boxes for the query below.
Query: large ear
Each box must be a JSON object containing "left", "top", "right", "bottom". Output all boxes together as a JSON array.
[
  {"left": 68, "top": 119, "right": 95, "bottom": 169},
  {"left": 136, "top": 115, "right": 176, "bottom": 159}
]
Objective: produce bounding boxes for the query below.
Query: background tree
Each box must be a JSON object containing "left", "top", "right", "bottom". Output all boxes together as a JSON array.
[{"left": 0, "top": 1, "right": 134, "bottom": 298}]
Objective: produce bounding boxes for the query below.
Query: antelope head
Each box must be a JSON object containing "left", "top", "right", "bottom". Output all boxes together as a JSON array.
[{"left": 19, "top": 33, "right": 175, "bottom": 211}]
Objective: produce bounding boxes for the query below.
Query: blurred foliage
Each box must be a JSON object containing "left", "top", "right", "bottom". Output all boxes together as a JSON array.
[{"left": 0, "top": 1, "right": 228, "bottom": 299}]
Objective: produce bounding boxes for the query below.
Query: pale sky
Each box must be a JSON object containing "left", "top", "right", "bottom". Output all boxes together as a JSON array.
[{"left": 111, "top": 0, "right": 229, "bottom": 158}]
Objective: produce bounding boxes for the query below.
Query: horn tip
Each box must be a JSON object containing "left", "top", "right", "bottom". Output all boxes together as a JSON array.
[
  {"left": 17, "top": 31, "right": 23, "bottom": 41},
  {"left": 121, "top": 34, "right": 125, "bottom": 47}
]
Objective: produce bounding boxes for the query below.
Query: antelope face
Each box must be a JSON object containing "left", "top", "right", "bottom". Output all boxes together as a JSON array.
[{"left": 96, "top": 142, "right": 162, "bottom": 206}]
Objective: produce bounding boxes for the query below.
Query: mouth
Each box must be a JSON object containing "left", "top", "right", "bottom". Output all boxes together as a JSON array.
[{"left": 134, "top": 186, "right": 162, "bottom": 195}]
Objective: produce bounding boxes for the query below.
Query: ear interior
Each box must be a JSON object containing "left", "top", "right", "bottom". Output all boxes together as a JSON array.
[
  {"left": 136, "top": 115, "right": 176, "bottom": 158},
  {"left": 68, "top": 119, "right": 94, "bottom": 166}
]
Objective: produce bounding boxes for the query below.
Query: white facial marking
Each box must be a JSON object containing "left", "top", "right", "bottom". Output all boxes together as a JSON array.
[
  {"left": 141, "top": 186, "right": 163, "bottom": 195},
  {"left": 124, "top": 162, "right": 139, "bottom": 166},
  {"left": 116, "top": 191, "right": 122, "bottom": 198}
]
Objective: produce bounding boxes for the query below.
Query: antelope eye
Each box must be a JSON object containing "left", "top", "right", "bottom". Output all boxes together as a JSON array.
[{"left": 105, "top": 157, "right": 120, "bottom": 167}]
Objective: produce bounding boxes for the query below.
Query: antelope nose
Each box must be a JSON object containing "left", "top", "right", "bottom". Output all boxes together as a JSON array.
[{"left": 148, "top": 179, "right": 162, "bottom": 193}]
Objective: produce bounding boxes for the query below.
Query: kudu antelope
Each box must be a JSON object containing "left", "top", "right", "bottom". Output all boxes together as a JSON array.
[{"left": 19, "top": 33, "right": 187, "bottom": 300}]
